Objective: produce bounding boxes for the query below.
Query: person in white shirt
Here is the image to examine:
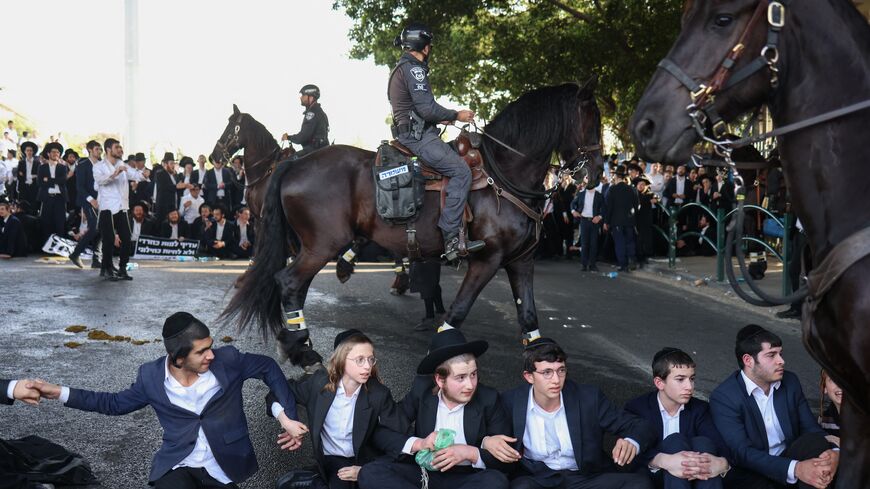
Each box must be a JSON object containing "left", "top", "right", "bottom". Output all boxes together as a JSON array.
[
  {"left": 358, "top": 329, "right": 511, "bottom": 489},
  {"left": 5, "top": 121, "right": 18, "bottom": 145},
  {"left": 709, "top": 325, "right": 838, "bottom": 489},
  {"left": 232, "top": 207, "right": 254, "bottom": 258},
  {"left": 179, "top": 184, "right": 205, "bottom": 225},
  {"left": 624, "top": 348, "right": 730, "bottom": 488},
  {"left": 29, "top": 312, "right": 308, "bottom": 489},
  {"left": 489, "top": 338, "right": 655, "bottom": 489},
  {"left": 93, "top": 138, "right": 142, "bottom": 281},
  {"left": 269, "top": 329, "right": 406, "bottom": 489},
  {"left": 648, "top": 163, "right": 665, "bottom": 198}
]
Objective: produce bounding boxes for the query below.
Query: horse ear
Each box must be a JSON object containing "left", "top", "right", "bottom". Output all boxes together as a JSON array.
[
  {"left": 580, "top": 74, "right": 598, "bottom": 93},
  {"left": 233, "top": 104, "right": 240, "bottom": 116}
]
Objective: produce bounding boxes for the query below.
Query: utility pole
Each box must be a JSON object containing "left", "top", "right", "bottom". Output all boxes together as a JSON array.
[{"left": 125, "top": 0, "right": 140, "bottom": 152}]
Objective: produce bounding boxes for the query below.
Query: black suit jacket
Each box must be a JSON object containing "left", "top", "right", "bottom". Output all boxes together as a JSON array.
[
  {"left": 16, "top": 158, "right": 40, "bottom": 200},
  {"left": 0, "top": 378, "right": 12, "bottom": 405},
  {"left": 153, "top": 167, "right": 178, "bottom": 212},
  {"left": 372, "top": 375, "right": 512, "bottom": 472},
  {"left": 570, "top": 190, "right": 605, "bottom": 219},
  {"left": 204, "top": 220, "right": 239, "bottom": 254},
  {"left": 266, "top": 369, "right": 407, "bottom": 480},
  {"left": 128, "top": 215, "right": 157, "bottom": 239},
  {"left": 158, "top": 220, "right": 190, "bottom": 240},
  {"left": 624, "top": 391, "right": 729, "bottom": 466},
  {"left": 36, "top": 163, "right": 68, "bottom": 202},
  {"left": 603, "top": 182, "right": 639, "bottom": 227},
  {"left": 501, "top": 380, "right": 655, "bottom": 476},
  {"left": 190, "top": 216, "right": 213, "bottom": 241},
  {"left": 203, "top": 168, "right": 235, "bottom": 208},
  {"left": 0, "top": 215, "right": 27, "bottom": 257},
  {"left": 75, "top": 159, "right": 98, "bottom": 208}
]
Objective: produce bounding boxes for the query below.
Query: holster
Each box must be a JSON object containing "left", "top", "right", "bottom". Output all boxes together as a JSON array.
[{"left": 409, "top": 110, "right": 426, "bottom": 141}]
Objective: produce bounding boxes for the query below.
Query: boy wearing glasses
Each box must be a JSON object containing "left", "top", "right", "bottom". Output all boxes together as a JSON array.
[
  {"left": 624, "top": 348, "right": 730, "bottom": 488},
  {"left": 490, "top": 338, "right": 655, "bottom": 489}
]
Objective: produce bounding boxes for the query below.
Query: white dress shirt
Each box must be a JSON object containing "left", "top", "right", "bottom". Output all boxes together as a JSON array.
[
  {"left": 25, "top": 158, "right": 35, "bottom": 184},
  {"left": 180, "top": 195, "right": 204, "bottom": 225},
  {"left": 674, "top": 176, "right": 686, "bottom": 204},
  {"left": 741, "top": 371, "right": 797, "bottom": 484},
  {"left": 131, "top": 219, "right": 143, "bottom": 241},
  {"left": 402, "top": 391, "right": 486, "bottom": 469},
  {"left": 522, "top": 389, "right": 578, "bottom": 471},
  {"left": 581, "top": 190, "right": 596, "bottom": 218},
  {"left": 47, "top": 163, "right": 61, "bottom": 194},
  {"left": 169, "top": 223, "right": 179, "bottom": 240},
  {"left": 6, "top": 380, "right": 18, "bottom": 400},
  {"left": 657, "top": 394, "right": 685, "bottom": 439},
  {"left": 239, "top": 223, "right": 249, "bottom": 247},
  {"left": 215, "top": 221, "right": 225, "bottom": 241},
  {"left": 215, "top": 170, "right": 225, "bottom": 198},
  {"left": 322, "top": 382, "right": 361, "bottom": 457},
  {"left": 649, "top": 172, "right": 665, "bottom": 196},
  {"left": 93, "top": 158, "right": 142, "bottom": 214}
]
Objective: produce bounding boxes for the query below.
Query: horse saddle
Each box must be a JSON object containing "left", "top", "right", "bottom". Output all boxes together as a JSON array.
[{"left": 382, "top": 131, "right": 490, "bottom": 193}]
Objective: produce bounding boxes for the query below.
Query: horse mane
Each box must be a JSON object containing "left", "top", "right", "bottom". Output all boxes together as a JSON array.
[
  {"left": 242, "top": 113, "right": 280, "bottom": 153},
  {"left": 485, "top": 83, "right": 589, "bottom": 161}
]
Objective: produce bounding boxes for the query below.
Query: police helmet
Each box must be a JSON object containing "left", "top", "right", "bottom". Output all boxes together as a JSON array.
[
  {"left": 394, "top": 22, "right": 433, "bottom": 52},
  {"left": 300, "top": 84, "right": 320, "bottom": 100}
]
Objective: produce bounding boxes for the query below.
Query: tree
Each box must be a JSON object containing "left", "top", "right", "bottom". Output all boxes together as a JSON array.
[{"left": 334, "top": 0, "right": 683, "bottom": 147}]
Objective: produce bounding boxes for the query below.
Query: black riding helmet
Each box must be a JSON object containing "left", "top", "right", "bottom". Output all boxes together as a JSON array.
[
  {"left": 394, "top": 22, "right": 433, "bottom": 52},
  {"left": 300, "top": 84, "right": 320, "bottom": 100}
]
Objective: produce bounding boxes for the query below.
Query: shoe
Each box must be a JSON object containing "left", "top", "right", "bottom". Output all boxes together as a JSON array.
[
  {"left": 69, "top": 253, "right": 84, "bottom": 269},
  {"left": 442, "top": 235, "right": 485, "bottom": 261},
  {"left": 414, "top": 317, "right": 437, "bottom": 332},
  {"left": 115, "top": 271, "right": 133, "bottom": 281},
  {"left": 91, "top": 259, "right": 102, "bottom": 269},
  {"left": 99, "top": 268, "right": 112, "bottom": 278},
  {"left": 581, "top": 265, "right": 589, "bottom": 272},
  {"left": 775, "top": 308, "right": 801, "bottom": 319}
]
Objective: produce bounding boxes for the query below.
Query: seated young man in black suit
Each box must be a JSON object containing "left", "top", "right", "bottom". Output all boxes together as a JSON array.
[
  {"left": 625, "top": 348, "right": 730, "bottom": 488},
  {"left": 358, "top": 329, "right": 511, "bottom": 489},
  {"left": 710, "top": 325, "right": 838, "bottom": 489},
  {"left": 490, "top": 338, "right": 655, "bottom": 489}
]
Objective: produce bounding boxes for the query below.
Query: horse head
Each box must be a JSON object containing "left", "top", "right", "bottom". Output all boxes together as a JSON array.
[
  {"left": 565, "top": 76, "right": 604, "bottom": 187},
  {"left": 631, "top": 0, "right": 782, "bottom": 163},
  {"left": 211, "top": 104, "right": 248, "bottom": 164}
]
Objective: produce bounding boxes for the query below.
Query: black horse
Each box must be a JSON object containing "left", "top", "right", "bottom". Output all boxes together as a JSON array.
[
  {"left": 631, "top": 1, "right": 870, "bottom": 487},
  {"left": 220, "top": 80, "right": 603, "bottom": 368}
]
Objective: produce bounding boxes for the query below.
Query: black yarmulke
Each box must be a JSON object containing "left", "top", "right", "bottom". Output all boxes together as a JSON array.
[
  {"left": 163, "top": 312, "right": 196, "bottom": 339},
  {"left": 736, "top": 324, "right": 766, "bottom": 343},
  {"left": 523, "top": 337, "right": 559, "bottom": 351},
  {"left": 333, "top": 329, "right": 364, "bottom": 349}
]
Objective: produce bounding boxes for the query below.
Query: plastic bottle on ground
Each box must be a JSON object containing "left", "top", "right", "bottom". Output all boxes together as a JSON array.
[
  {"left": 126, "top": 263, "right": 139, "bottom": 271},
  {"left": 606, "top": 271, "right": 618, "bottom": 278}
]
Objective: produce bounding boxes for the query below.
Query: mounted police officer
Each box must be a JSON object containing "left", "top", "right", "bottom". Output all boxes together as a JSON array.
[
  {"left": 388, "top": 22, "right": 484, "bottom": 261},
  {"left": 282, "top": 84, "right": 330, "bottom": 158}
]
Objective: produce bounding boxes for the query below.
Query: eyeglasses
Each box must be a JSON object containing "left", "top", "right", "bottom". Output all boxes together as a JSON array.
[
  {"left": 348, "top": 356, "right": 377, "bottom": 367},
  {"left": 532, "top": 367, "right": 567, "bottom": 379}
]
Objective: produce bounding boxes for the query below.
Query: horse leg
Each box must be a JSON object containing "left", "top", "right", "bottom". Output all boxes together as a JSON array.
[
  {"left": 274, "top": 250, "right": 330, "bottom": 369},
  {"left": 837, "top": 397, "right": 870, "bottom": 489},
  {"left": 390, "top": 258, "right": 409, "bottom": 296},
  {"left": 440, "top": 253, "right": 502, "bottom": 331},
  {"left": 504, "top": 256, "right": 541, "bottom": 344}
]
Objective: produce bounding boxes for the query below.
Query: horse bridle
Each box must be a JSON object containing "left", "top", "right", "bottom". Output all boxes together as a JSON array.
[{"left": 214, "top": 114, "right": 281, "bottom": 189}]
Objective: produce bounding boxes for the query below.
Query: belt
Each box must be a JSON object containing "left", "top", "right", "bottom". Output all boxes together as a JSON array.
[
  {"left": 392, "top": 123, "right": 411, "bottom": 137},
  {"left": 580, "top": 216, "right": 595, "bottom": 220}
]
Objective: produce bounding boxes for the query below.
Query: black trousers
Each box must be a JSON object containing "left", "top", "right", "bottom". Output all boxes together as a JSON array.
[
  {"left": 40, "top": 196, "right": 66, "bottom": 241},
  {"left": 723, "top": 432, "right": 830, "bottom": 489},
  {"left": 323, "top": 455, "right": 358, "bottom": 489},
  {"left": 99, "top": 210, "right": 131, "bottom": 271},
  {"left": 152, "top": 467, "right": 238, "bottom": 489},
  {"left": 652, "top": 434, "right": 723, "bottom": 489},
  {"left": 71, "top": 205, "right": 101, "bottom": 261},
  {"left": 358, "top": 459, "right": 509, "bottom": 489},
  {"left": 511, "top": 458, "right": 653, "bottom": 489},
  {"left": 579, "top": 218, "right": 600, "bottom": 267}
]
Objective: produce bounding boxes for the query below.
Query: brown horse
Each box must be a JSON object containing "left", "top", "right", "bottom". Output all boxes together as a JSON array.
[
  {"left": 631, "top": 1, "right": 870, "bottom": 486},
  {"left": 220, "top": 81, "right": 603, "bottom": 368}
]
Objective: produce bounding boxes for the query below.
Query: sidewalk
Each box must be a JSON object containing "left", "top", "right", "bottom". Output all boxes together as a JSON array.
[{"left": 621, "top": 254, "right": 799, "bottom": 321}]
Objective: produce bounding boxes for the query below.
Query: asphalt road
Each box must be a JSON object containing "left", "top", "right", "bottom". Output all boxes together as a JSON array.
[{"left": 0, "top": 257, "right": 820, "bottom": 488}]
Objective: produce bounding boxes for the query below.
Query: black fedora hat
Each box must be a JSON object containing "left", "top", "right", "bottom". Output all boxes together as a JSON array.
[
  {"left": 162, "top": 152, "right": 175, "bottom": 163},
  {"left": 20, "top": 141, "right": 38, "bottom": 154},
  {"left": 135, "top": 152, "right": 146, "bottom": 162},
  {"left": 44, "top": 142, "right": 64, "bottom": 155},
  {"left": 417, "top": 329, "right": 488, "bottom": 375}
]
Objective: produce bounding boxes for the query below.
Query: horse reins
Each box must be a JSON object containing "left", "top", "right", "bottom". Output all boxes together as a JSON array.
[{"left": 214, "top": 115, "right": 283, "bottom": 190}]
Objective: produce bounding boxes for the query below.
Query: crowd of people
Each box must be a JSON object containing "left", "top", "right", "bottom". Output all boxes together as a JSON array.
[
  {"left": 0, "top": 122, "right": 255, "bottom": 273},
  {"left": 540, "top": 155, "right": 739, "bottom": 271},
  {"left": 4, "top": 316, "right": 843, "bottom": 489}
]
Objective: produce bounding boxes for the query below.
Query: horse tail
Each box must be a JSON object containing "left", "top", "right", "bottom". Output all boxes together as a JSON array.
[{"left": 221, "top": 161, "right": 297, "bottom": 338}]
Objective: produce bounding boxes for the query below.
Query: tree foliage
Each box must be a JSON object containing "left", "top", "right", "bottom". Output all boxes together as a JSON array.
[{"left": 334, "top": 0, "right": 683, "bottom": 147}]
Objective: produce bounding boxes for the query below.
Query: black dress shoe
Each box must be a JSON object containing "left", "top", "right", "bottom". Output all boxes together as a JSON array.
[
  {"left": 99, "top": 268, "right": 112, "bottom": 278},
  {"left": 69, "top": 253, "right": 84, "bottom": 269},
  {"left": 91, "top": 259, "right": 102, "bottom": 269},
  {"left": 115, "top": 271, "right": 133, "bottom": 281}
]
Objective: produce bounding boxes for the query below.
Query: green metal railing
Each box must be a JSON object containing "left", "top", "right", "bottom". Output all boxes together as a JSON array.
[{"left": 652, "top": 203, "right": 793, "bottom": 295}]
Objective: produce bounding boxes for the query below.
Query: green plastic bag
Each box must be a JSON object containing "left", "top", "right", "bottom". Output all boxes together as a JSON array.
[{"left": 414, "top": 429, "right": 456, "bottom": 472}]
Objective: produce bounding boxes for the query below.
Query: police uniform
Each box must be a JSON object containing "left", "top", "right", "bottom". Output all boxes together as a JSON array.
[
  {"left": 388, "top": 51, "right": 470, "bottom": 241},
  {"left": 288, "top": 102, "right": 329, "bottom": 158}
]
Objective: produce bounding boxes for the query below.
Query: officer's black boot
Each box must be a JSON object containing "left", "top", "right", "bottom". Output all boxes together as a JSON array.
[{"left": 442, "top": 232, "right": 485, "bottom": 262}]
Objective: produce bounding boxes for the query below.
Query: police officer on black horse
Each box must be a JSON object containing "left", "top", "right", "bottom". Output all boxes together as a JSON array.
[
  {"left": 282, "top": 84, "right": 330, "bottom": 159},
  {"left": 389, "top": 23, "right": 484, "bottom": 261}
]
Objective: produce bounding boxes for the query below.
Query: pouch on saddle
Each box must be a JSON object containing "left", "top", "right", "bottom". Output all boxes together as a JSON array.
[{"left": 372, "top": 131, "right": 488, "bottom": 224}]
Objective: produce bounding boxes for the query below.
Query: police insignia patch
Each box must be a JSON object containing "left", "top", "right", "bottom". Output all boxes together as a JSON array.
[
  {"left": 410, "top": 66, "right": 426, "bottom": 82},
  {"left": 305, "top": 111, "right": 315, "bottom": 121}
]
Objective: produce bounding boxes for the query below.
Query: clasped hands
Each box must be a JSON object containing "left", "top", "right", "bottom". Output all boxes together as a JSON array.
[
  {"left": 652, "top": 451, "right": 729, "bottom": 480},
  {"left": 10, "top": 379, "right": 63, "bottom": 405},
  {"left": 276, "top": 410, "right": 309, "bottom": 452}
]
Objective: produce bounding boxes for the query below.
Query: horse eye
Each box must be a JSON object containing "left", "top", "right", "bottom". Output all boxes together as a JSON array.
[{"left": 714, "top": 14, "right": 733, "bottom": 27}]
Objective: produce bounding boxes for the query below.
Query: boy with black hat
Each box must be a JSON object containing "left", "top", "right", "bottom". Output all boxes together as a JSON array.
[
  {"left": 625, "top": 348, "right": 730, "bottom": 488},
  {"left": 358, "top": 329, "right": 511, "bottom": 489},
  {"left": 493, "top": 338, "right": 655, "bottom": 489},
  {"left": 31, "top": 312, "right": 308, "bottom": 488}
]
